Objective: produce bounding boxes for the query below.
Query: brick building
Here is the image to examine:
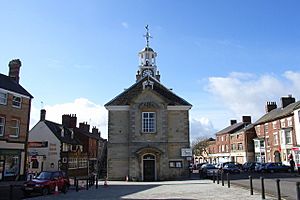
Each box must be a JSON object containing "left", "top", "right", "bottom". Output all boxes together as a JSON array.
[
  {"left": 254, "top": 95, "right": 300, "bottom": 165},
  {"left": 0, "top": 59, "right": 33, "bottom": 181},
  {"left": 28, "top": 110, "right": 106, "bottom": 177},
  {"left": 208, "top": 116, "right": 255, "bottom": 164}
]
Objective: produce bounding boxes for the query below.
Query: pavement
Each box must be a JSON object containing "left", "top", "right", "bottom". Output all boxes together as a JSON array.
[{"left": 25, "top": 179, "right": 278, "bottom": 200}]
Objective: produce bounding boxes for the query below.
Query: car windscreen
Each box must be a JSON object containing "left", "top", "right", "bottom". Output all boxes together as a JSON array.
[{"left": 36, "top": 172, "right": 52, "bottom": 180}]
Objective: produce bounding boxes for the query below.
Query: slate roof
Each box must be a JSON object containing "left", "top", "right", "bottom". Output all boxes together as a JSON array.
[
  {"left": 73, "top": 127, "right": 102, "bottom": 140},
  {"left": 44, "top": 120, "right": 81, "bottom": 145},
  {"left": 216, "top": 122, "right": 251, "bottom": 135},
  {"left": 255, "top": 101, "right": 300, "bottom": 125},
  {"left": 105, "top": 75, "right": 192, "bottom": 106},
  {"left": 0, "top": 73, "right": 33, "bottom": 98}
]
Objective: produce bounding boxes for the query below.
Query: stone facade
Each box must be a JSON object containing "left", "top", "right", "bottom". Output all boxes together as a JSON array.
[{"left": 105, "top": 27, "right": 191, "bottom": 181}]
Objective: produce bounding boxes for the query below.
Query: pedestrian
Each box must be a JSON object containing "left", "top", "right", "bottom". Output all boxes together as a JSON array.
[{"left": 290, "top": 158, "right": 295, "bottom": 173}]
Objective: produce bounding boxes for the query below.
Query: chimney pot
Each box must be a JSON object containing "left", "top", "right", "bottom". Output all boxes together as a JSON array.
[
  {"left": 281, "top": 95, "right": 296, "bottom": 108},
  {"left": 265, "top": 101, "right": 277, "bottom": 113},
  {"left": 242, "top": 116, "right": 251, "bottom": 124},
  {"left": 230, "top": 120, "right": 237, "bottom": 125}
]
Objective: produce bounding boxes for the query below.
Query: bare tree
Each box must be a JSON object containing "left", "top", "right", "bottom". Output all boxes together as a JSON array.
[{"left": 192, "top": 137, "right": 214, "bottom": 162}]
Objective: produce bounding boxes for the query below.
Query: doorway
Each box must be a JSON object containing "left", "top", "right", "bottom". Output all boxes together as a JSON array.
[{"left": 143, "top": 154, "right": 155, "bottom": 181}]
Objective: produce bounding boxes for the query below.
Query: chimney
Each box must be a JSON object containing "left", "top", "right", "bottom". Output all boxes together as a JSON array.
[
  {"left": 62, "top": 114, "right": 77, "bottom": 128},
  {"left": 281, "top": 95, "right": 295, "bottom": 108},
  {"left": 230, "top": 120, "right": 237, "bottom": 125},
  {"left": 79, "top": 122, "right": 90, "bottom": 132},
  {"left": 92, "top": 126, "right": 98, "bottom": 135},
  {"left": 242, "top": 116, "right": 251, "bottom": 124},
  {"left": 40, "top": 109, "right": 46, "bottom": 121},
  {"left": 8, "top": 59, "right": 22, "bottom": 83},
  {"left": 265, "top": 101, "right": 277, "bottom": 113}
]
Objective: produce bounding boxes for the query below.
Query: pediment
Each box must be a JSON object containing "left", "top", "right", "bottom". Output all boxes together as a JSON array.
[{"left": 105, "top": 76, "right": 191, "bottom": 107}]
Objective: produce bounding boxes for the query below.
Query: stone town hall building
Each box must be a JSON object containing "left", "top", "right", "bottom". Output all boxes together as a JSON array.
[{"left": 105, "top": 27, "right": 192, "bottom": 181}]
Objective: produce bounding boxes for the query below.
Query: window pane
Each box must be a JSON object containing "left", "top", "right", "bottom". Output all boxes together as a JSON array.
[
  {"left": 12, "top": 96, "right": 21, "bottom": 108},
  {"left": 0, "top": 117, "right": 5, "bottom": 136},
  {"left": 10, "top": 119, "right": 20, "bottom": 137},
  {"left": 142, "top": 112, "right": 156, "bottom": 133},
  {"left": 0, "top": 92, "right": 7, "bottom": 105}
]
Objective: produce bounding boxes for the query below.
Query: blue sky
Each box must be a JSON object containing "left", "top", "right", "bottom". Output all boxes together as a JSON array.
[{"left": 1, "top": 1, "right": 300, "bottom": 140}]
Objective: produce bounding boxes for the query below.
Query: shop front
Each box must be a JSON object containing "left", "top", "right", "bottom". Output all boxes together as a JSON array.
[{"left": 0, "top": 149, "right": 22, "bottom": 181}]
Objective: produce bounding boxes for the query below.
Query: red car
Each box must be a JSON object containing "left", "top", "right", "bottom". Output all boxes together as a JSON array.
[{"left": 23, "top": 171, "right": 70, "bottom": 196}]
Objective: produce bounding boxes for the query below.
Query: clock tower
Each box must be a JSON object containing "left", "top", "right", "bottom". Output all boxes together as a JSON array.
[{"left": 136, "top": 25, "right": 160, "bottom": 82}]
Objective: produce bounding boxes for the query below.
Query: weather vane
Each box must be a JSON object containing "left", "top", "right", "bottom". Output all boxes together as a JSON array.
[{"left": 144, "top": 25, "right": 152, "bottom": 47}]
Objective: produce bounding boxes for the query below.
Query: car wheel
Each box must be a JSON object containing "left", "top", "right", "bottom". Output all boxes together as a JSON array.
[
  {"left": 23, "top": 191, "right": 31, "bottom": 197},
  {"left": 42, "top": 187, "right": 49, "bottom": 196},
  {"left": 62, "top": 185, "right": 68, "bottom": 193}
]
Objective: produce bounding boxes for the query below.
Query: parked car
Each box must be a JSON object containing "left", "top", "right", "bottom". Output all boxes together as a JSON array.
[
  {"left": 222, "top": 163, "right": 241, "bottom": 174},
  {"left": 200, "top": 163, "right": 219, "bottom": 178},
  {"left": 256, "top": 162, "right": 291, "bottom": 173},
  {"left": 23, "top": 171, "right": 70, "bottom": 196},
  {"left": 242, "top": 162, "right": 257, "bottom": 172},
  {"left": 216, "top": 162, "right": 242, "bottom": 170}
]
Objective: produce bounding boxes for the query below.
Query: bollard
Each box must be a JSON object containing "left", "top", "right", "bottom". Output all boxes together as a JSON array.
[
  {"left": 297, "top": 182, "right": 300, "bottom": 200},
  {"left": 221, "top": 172, "right": 224, "bottom": 186},
  {"left": 227, "top": 173, "right": 230, "bottom": 188},
  {"left": 217, "top": 171, "right": 220, "bottom": 184},
  {"left": 86, "top": 178, "right": 89, "bottom": 190},
  {"left": 96, "top": 176, "right": 98, "bottom": 189},
  {"left": 249, "top": 175, "right": 253, "bottom": 195},
  {"left": 261, "top": 177, "right": 265, "bottom": 199},
  {"left": 276, "top": 179, "right": 281, "bottom": 200},
  {"left": 9, "top": 185, "right": 13, "bottom": 200},
  {"left": 213, "top": 171, "right": 215, "bottom": 183},
  {"left": 76, "top": 179, "right": 79, "bottom": 192}
]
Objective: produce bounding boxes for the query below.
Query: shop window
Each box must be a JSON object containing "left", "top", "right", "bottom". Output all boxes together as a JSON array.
[{"left": 4, "top": 155, "right": 19, "bottom": 177}]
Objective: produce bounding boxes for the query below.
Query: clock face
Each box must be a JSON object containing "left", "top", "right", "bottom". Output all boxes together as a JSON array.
[{"left": 142, "top": 69, "right": 154, "bottom": 77}]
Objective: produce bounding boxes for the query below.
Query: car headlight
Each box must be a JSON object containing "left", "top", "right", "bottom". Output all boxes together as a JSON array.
[
  {"left": 24, "top": 184, "right": 27, "bottom": 187},
  {"left": 35, "top": 184, "right": 41, "bottom": 187}
]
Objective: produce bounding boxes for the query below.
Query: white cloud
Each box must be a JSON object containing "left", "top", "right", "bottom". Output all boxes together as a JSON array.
[
  {"left": 121, "top": 22, "right": 129, "bottom": 29},
  {"left": 206, "top": 71, "right": 300, "bottom": 122},
  {"left": 190, "top": 117, "right": 216, "bottom": 141},
  {"left": 30, "top": 98, "right": 108, "bottom": 139}
]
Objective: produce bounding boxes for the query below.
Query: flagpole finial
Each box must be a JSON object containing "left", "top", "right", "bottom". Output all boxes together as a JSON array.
[{"left": 144, "top": 25, "right": 152, "bottom": 47}]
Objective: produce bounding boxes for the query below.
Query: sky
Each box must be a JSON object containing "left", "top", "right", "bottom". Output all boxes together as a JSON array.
[{"left": 1, "top": 1, "right": 300, "bottom": 140}]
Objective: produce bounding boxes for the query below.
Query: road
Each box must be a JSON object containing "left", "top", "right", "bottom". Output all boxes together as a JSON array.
[{"left": 227, "top": 172, "right": 300, "bottom": 200}]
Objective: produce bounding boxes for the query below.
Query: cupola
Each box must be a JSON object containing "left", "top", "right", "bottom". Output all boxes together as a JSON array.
[{"left": 136, "top": 25, "right": 160, "bottom": 82}]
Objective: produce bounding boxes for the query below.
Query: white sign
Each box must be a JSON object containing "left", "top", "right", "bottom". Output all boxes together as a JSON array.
[{"left": 181, "top": 148, "right": 192, "bottom": 157}]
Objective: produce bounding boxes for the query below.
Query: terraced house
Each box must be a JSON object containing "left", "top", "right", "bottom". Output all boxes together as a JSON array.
[
  {"left": 253, "top": 95, "right": 300, "bottom": 166},
  {"left": 0, "top": 59, "right": 33, "bottom": 181}
]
